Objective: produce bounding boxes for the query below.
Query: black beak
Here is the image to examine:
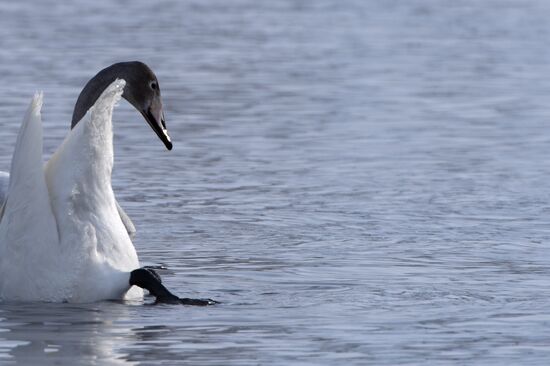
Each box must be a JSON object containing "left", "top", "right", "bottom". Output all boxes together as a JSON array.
[{"left": 142, "top": 108, "right": 172, "bottom": 150}]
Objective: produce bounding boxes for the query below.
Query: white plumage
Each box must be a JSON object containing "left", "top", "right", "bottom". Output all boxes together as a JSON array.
[{"left": 0, "top": 79, "right": 143, "bottom": 302}]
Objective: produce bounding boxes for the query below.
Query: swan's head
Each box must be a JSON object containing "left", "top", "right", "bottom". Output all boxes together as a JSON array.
[{"left": 121, "top": 62, "right": 172, "bottom": 150}]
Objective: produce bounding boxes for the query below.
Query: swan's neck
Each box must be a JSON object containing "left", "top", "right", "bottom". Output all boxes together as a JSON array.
[
  {"left": 71, "top": 63, "right": 134, "bottom": 128},
  {"left": 45, "top": 104, "right": 116, "bottom": 221}
]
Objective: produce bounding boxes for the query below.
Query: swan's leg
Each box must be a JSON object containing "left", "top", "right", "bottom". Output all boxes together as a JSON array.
[{"left": 129, "top": 268, "right": 217, "bottom": 306}]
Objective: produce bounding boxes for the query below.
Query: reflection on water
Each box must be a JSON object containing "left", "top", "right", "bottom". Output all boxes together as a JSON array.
[
  {"left": 0, "top": 302, "right": 136, "bottom": 365},
  {"left": 1, "top": 0, "right": 550, "bottom": 364}
]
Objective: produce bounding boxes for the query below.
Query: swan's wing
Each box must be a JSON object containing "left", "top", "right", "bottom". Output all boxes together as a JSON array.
[
  {"left": 0, "top": 170, "right": 135, "bottom": 236},
  {"left": 6, "top": 90, "right": 135, "bottom": 238},
  {"left": 0, "top": 94, "right": 61, "bottom": 299},
  {"left": 0, "top": 93, "right": 58, "bottom": 241},
  {"left": 116, "top": 199, "right": 136, "bottom": 237},
  {"left": 45, "top": 79, "right": 135, "bottom": 251}
]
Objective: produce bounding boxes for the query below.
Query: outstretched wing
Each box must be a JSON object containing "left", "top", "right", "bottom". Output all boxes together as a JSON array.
[
  {"left": 0, "top": 93, "right": 59, "bottom": 243},
  {"left": 0, "top": 93, "right": 61, "bottom": 299}
]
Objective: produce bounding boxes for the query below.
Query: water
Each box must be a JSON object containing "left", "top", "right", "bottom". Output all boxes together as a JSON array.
[{"left": 0, "top": 0, "right": 549, "bottom": 364}]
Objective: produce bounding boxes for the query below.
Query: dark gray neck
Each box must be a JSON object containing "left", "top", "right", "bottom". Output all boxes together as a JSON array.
[{"left": 71, "top": 62, "right": 134, "bottom": 128}]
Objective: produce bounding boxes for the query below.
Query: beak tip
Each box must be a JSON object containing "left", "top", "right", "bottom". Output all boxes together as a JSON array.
[{"left": 143, "top": 108, "right": 173, "bottom": 151}]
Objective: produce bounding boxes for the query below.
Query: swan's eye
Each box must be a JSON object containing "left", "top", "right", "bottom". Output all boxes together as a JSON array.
[{"left": 150, "top": 81, "right": 158, "bottom": 90}]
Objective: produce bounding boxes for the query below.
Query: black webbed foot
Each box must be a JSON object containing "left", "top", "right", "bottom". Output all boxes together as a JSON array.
[
  {"left": 129, "top": 268, "right": 217, "bottom": 306},
  {"left": 154, "top": 296, "right": 218, "bottom": 306},
  {"left": 178, "top": 298, "right": 219, "bottom": 306},
  {"left": 142, "top": 268, "right": 163, "bottom": 283}
]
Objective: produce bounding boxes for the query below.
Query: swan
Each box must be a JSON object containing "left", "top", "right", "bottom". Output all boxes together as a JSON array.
[
  {"left": 0, "top": 61, "right": 172, "bottom": 236},
  {"left": 0, "top": 62, "right": 214, "bottom": 305}
]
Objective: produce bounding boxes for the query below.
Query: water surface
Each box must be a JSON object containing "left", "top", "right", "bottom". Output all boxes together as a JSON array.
[{"left": 1, "top": 0, "right": 550, "bottom": 364}]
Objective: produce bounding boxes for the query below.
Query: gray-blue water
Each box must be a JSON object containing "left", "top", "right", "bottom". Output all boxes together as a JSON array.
[{"left": 0, "top": 0, "right": 550, "bottom": 364}]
